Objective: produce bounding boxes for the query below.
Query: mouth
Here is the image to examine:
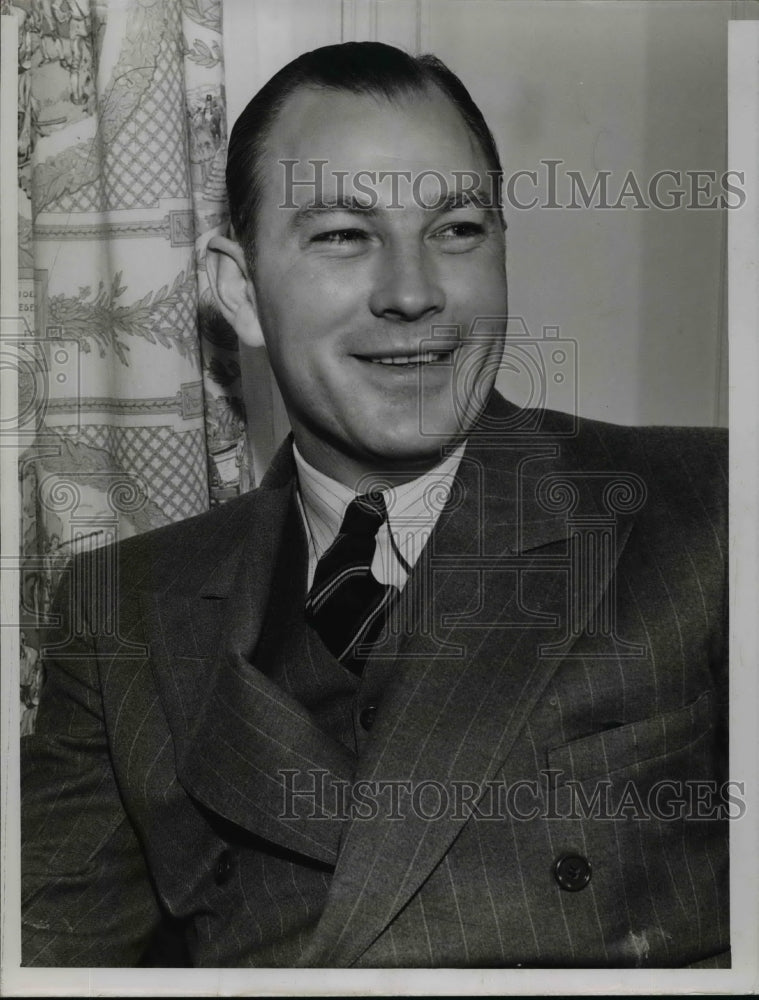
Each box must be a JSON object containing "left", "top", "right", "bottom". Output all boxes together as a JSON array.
[{"left": 356, "top": 348, "right": 456, "bottom": 367}]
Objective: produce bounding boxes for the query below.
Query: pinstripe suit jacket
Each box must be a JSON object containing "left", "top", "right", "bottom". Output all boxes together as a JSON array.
[{"left": 21, "top": 392, "right": 730, "bottom": 967}]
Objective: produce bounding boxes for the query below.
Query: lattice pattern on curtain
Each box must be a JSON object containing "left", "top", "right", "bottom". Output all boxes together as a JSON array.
[{"left": 10, "top": 0, "right": 247, "bottom": 737}]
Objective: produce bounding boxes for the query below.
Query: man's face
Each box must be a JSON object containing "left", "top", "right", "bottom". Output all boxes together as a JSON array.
[{"left": 248, "top": 85, "right": 508, "bottom": 487}]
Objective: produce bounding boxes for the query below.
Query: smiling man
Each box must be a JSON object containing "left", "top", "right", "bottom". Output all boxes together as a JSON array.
[
  {"left": 22, "top": 42, "right": 729, "bottom": 969},
  {"left": 209, "top": 58, "right": 509, "bottom": 487}
]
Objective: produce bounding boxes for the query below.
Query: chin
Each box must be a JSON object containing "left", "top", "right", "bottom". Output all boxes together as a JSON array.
[{"left": 361, "top": 429, "right": 460, "bottom": 471}]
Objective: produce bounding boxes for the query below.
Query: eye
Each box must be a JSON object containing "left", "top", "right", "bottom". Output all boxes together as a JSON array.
[
  {"left": 311, "top": 229, "right": 369, "bottom": 246},
  {"left": 433, "top": 221, "right": 486, "bottom": 241}
]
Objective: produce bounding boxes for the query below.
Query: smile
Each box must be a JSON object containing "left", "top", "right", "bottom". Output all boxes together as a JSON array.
[{"left": 358, "top": 349, "right": 455, "bottom": 366}]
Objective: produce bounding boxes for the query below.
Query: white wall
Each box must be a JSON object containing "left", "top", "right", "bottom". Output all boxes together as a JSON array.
[{"left": 222, "top": 0, "right": 752, "bottom": 477}]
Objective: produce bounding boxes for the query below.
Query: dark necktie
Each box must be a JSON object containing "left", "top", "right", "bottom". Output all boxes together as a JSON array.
[{"left": 305, "top": 491, "right": 396, "bottom": 673}]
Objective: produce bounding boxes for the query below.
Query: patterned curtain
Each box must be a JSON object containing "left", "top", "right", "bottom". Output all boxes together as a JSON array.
[{"left": 10, "top": 0, "right": 247, "bottom": 736}]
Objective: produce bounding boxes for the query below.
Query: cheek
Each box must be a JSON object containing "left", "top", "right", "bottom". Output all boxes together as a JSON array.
[
  {"left": 259, "top": 266, "right": 359, "bottom": 340},
  {"left": 445, "top": 261, "right": 506, "bottom": 313}
]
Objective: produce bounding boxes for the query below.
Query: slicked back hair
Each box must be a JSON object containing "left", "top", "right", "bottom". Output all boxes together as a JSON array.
[{"left": 226, "top": 41, "right": 504, "bottom": 257}]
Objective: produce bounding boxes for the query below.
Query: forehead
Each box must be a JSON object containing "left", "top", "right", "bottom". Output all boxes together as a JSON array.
[{"left": 258, "top": 84, "right": 489, "bottom": 208}]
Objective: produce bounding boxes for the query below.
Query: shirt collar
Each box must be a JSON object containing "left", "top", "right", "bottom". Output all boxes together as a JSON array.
[{"left": 293, "top": 442, "right": 466, "bottom": 584}]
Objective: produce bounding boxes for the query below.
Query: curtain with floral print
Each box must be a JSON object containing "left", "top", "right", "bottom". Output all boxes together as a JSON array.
[{"left": 8, "top": 0, "right": 247, "bottom": 736}]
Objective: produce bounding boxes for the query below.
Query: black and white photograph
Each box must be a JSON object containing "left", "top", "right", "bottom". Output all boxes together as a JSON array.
[{"left": 1, "top": 0, "right": 757, "bottom": 995}]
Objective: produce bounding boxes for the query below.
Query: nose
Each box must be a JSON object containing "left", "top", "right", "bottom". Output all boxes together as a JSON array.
[{"left": 368, "top": 241, "right": 445, "bottom": 322}]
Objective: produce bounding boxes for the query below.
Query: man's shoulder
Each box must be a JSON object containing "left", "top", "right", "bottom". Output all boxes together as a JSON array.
[
  {"left": 484, "top": 394, "right": 727, "bottom": 518},
  {"left": 578, "top": 406, "right": 728, "bottom": 465},
  {"left": 529, "top": 403, "right": 728, "bottom": 523},
  {"left": 129, "top": 488, "right": 259, "bottom": 547},
  {"left": 528, "top": 399, "right": 727, "bottom": 450},
  {"left": 75, "top": 487, "right": 269, "bottom": 596},
  {"left": 515, "top": 400, "right": 727, "bottom": 477}
]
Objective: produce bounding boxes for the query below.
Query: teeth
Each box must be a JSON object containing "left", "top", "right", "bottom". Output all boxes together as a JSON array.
[{"left": 370, "top": 351, "right": 448, "bottom": 365}]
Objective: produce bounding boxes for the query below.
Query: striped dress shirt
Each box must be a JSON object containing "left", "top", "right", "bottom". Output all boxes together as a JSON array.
[{"left": 293, "top": 442, "right": 465, "bottom": 590}]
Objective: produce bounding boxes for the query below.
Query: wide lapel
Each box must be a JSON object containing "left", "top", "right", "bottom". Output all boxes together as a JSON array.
[
  {"left": 300, "top": 395, "right": 638, "bottom": 965},
  {"left": 144, "top": 441, "right": 353, "bottom": 865}
]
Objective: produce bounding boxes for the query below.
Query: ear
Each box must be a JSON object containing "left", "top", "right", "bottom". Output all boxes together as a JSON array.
[{"left": 205, "top": 235, "right": 264, "bottom": 348}]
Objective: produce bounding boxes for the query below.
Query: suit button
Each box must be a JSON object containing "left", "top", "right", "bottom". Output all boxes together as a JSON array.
[
  {"left": 359, "top": 705, "right": 378, "bottom": 731},
  {"left": 214, "top": 849, "right": 234, "bottom": 886},
  {"left": 554, "top": 854, "right": 592, "bottom": 892}
]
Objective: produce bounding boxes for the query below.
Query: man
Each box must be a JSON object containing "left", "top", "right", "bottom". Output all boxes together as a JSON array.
[{"left": 22, "top": 41, "right": 729, "bottom": 968}]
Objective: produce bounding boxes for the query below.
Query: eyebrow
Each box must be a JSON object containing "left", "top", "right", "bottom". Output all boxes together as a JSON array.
[
  {"left": 291, "top": 188, "right": 500, "bottom": 229},
  {"left": 292, "top": 196, "right": 378, "bottom": 229},
  {"left": 436, "top": 189, "right": 499, "bottom": 211}
]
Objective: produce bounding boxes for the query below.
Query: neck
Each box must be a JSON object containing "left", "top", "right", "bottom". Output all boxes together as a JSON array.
[{"left": 292, "top": 433, "right": 464, "bottom": 493}]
